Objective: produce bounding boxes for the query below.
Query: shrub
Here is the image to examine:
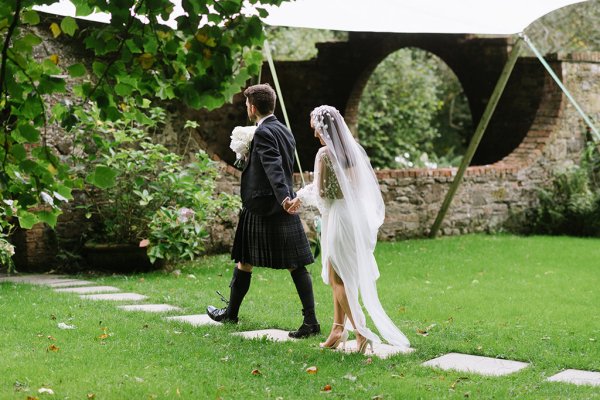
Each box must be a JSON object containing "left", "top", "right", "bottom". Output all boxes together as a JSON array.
[{"left": 71, "top": 103, "right": 239, "bottom": 264}]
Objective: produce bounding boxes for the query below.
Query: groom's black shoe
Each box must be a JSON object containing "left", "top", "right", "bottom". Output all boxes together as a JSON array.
[
  {"left": 206, "top": 305, "right": 238, "bottom": 323},
  {"left": 288, "top": 322, "right": 320, "bottom": 338}
]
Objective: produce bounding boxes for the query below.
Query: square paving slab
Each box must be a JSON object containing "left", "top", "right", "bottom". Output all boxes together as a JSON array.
[
  {"left": 547, "top": 369, "right": 600, "bottom": 386},
  {"left": 118, "top": 304, "right": 182, "bottom": 313},
  {"left": 234, "top": 329, "right": 294, "bottom": 342},
  {"left": 48, "top": 280, "right": 95, "bottom": 288},
  {"left": 165, "top": 314, "right": 221, "bottom": 326},
  {"left": 55, "top": 285, "right": 121, "bottom": 294},
  {"left": 422, "top": 353, "right": 529, "bottom": 376},
  {"left": 80, "top": 293, "right": 147, "bottom": 301},
  {"left": 338, "top": 340, "right": 414, "bottom": 358}
]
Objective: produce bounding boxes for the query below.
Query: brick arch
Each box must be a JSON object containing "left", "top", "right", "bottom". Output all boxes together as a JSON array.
[{"left": 188, "top": 33, "right": 558, "bottom": 172}]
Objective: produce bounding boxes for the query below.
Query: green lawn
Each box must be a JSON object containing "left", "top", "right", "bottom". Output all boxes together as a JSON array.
[{"left": 1, "top": 234, "right": 599, "bottom": 399}]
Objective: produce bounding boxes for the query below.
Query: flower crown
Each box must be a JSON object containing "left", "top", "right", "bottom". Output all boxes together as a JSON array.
[{"left": 310, "top": 105, "right": 339, "bottom": 140}]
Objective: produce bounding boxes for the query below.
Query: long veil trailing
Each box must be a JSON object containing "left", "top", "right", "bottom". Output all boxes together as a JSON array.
[{"left": 298, "top": 105, "right": 410, "bottom": 348}]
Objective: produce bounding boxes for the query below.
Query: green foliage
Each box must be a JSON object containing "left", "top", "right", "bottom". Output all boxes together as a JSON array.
[
  {"left": 264, "top": 26, "right": 347, "bottom": 61},
  {"left": 358, "top": 48, "right": 470, "bottom": 169},
  {"left": 1, "top": 0, "right": 282, "bottom": 264},
  {"left": 527, "top": 141, "right": 600, "bottom": 236},
  {"left": 70, "top": 103, "right": 240, "bottom": 263}
]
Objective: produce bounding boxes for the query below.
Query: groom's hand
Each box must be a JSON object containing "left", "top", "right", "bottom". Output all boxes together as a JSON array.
[{"left": 283, "top": 197, "right": 301, "bottom": 214}]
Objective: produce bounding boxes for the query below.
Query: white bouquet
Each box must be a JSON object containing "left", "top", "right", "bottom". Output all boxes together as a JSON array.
[{"left": 230, "top": 125, "right": 256, "bottom": 167}]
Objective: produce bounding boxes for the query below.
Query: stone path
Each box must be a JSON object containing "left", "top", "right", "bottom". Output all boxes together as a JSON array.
[
  {"left": 2, "top": 273, "right": 599, "bottom": 385},
  {"left": 422, "top": 353, "right": 529, "bottom": 376}
]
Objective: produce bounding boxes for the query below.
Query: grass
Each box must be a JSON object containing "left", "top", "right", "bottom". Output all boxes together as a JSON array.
[{"left": 1, "top": 234, "right": 599, "bottom": 399}]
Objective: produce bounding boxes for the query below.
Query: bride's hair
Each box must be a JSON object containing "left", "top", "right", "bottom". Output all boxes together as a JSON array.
[{"left": 310, "top": 105, "right": 355, "bottom": 169}]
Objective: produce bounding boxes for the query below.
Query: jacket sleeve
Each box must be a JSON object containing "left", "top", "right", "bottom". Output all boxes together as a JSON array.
[{"left": 253, "top": 129, "right": 291, "bottom": 205}]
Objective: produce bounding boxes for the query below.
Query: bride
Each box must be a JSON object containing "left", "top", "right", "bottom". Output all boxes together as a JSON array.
[{"left": 293, "top": 105, "right": 411, "bottom": 353}]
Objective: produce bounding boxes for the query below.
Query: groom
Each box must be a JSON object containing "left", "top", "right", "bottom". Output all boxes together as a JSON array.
[{"left": 207, "top": 83, "right": 320, "bottom": 338}]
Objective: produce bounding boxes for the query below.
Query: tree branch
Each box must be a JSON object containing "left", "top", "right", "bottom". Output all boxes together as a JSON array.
[{"left": 0, "top": 0, "right": 21, "bottom": 100}]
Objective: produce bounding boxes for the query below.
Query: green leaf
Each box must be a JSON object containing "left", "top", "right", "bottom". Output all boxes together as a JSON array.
[
  {"left": 92, "top": 61, "right": 107, "bottom": 78},
  {"left": 37, "top": 210, "right": 60, "bottom": 228},
  {"left": 114, "top": 82, "right": 133, "bottom": 96},
  {"left": 17, "top": 210, "right": 38, "bottom": 229},
  {"left": 67, "top": 63, "right": 87, "bottom": 78},
  {"left": 22, "top": 10, "right": 40, "bottom": 25},
  {"left": 17, "top": 124, "right": 40, "bottom": 143},
  {"left": 88, "top": 165, "right": 118, "bottom": 189},
  {"left": 10, "top": 144, "right": 27, "bottom": 161},
  {"left": 60, "top": 16, "right": 78, "bottom": 36}
]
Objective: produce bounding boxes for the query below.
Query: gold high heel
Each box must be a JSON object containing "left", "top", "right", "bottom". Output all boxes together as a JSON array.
[
  {"left": 319, "top": 322, "right": 349, "bottom": 349},
  {"left": 356, "top": 335, "right": 374, "bottom": 355}
]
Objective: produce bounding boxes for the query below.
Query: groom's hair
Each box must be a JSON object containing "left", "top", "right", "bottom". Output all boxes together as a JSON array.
[{"left": 244, "top": 84, "right": 276, "bottom": 115}]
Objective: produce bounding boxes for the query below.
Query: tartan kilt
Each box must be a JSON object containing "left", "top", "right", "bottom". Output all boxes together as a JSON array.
[{"left": 231, "top": 208, "right": 314, "bottom": 269}]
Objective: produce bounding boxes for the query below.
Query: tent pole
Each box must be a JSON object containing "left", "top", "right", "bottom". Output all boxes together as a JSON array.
[
  {"left": 520, "top": 33, "right": 600, "bottom": 142},
  {"left": 263, "top": 39, "right": 306, "bottom": 186},
  {"left": 429, "top": 37, "right": 524, "bottom": 238}
]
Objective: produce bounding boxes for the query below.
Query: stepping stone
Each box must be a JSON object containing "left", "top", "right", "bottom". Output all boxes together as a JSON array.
[
  {"left": 80, "top": 293, "right": 147, "bottom": 301},
  {"left": 48, "top": 280, "right": 95, "bottom": 288},
  {"left": 165, "top": 314, "right": 220, "bottom": 326},
  {"left": 234, "top": 329, "right": 293, "bottom": 342},
  {"left": 422, "top": 353, "right": 529, "bottom": 376},
  {"left": 338, "top": 340, "right": 414, "bottom": 359},
  {"left": 547, "top": 369, "right": 600, "bottom": 386},
  {"left": 118, "top": 304, "right": 182, "bottom": 313},
  {"left": 54, "top": 285, "right": 120, "bottom": 294}
]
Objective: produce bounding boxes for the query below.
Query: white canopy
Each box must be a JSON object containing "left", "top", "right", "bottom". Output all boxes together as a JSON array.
[
  {"left": 36, "top": 0, "right": 588, "bottom": 35},
  {"left": 261, "top": 0, "right": 588, "bottom": 35}
]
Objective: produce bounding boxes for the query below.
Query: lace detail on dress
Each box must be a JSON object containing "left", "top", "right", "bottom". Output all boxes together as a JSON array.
[{"left": 319, "top": 153, "right": 343, "bottom": 200}]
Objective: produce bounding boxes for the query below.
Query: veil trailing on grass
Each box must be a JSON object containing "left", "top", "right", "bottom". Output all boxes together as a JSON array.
[{"left": 298, "top": 105, "right": 410, "bottom": 348}]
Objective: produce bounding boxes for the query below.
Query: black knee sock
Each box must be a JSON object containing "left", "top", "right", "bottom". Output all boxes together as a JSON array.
[
  {"left": 290, "top": 266, "right": 318, "bottom": 325},
  {"left": 226, "top": 268, "right": 252, "bottom": 319}
]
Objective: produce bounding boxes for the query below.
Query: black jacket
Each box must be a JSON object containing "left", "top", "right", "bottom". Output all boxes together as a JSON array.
[{"left": 240, "top": 116, "right": 295, "bottom": 216}]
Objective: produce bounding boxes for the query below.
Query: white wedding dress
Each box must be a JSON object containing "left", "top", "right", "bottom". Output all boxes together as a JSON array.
[{"left": 297, "top": 106, "right": 410, "bottom": 348}]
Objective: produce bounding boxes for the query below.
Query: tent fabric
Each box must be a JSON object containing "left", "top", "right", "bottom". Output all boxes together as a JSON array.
[
  {"left": 36, "top": 0, "right": 588, "bottom": 35},
  {"left": 261, "top": 0, "right": 588, "bottom": 35}
]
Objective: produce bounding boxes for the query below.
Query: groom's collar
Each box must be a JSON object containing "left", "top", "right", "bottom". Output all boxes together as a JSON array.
[{"left": 257, "top": 114, "right": 275, "bottom": 127}]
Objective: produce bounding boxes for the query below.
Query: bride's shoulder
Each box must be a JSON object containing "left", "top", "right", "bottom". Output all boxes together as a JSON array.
[{"left": 316, "top": 146, "right": 330, "bottom": 158}]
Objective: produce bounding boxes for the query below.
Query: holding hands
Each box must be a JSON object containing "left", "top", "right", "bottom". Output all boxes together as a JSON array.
[{"left": 283, "top": 197, "right": 302, "bottom": 214}]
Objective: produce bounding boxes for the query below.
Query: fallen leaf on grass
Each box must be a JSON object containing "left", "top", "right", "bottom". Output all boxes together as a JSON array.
[
  {"left": 321, "top": 384, "right": 332, "bottom": 392},
  {"left": 251, "top": 369, "right": 261, "bottom": 376},
  {"left": 371, "top": 395, "right": 384, "bottom": 400},
  {"left": 87, "top": 394, "right": 96, "bottom": 399},
  {"left": 99, "top": 334, "right": 109, "bottom": 339},
  {"left": 364, "top": 357, "right": 373, "bottom": 365},
  {"left": 417, "top": 323, "right": 437, "bottom": 336},
  {"left": 38, "top": 387, "right": 54, "bottom": 395},
  {"left": 306, "top": 366, "right": 318, "bottom": 374},
  {"left": 450, "top": 377, "right": 469, "bottom": 390},
  {"left": 26, "top": 396, "right": 40, "bottom": 400},
  {"left": 47, "top": 344, "right": 59, "bottom": 352},
  {"left": 47, "top": 336, "right": 56, "bottom": 341}
]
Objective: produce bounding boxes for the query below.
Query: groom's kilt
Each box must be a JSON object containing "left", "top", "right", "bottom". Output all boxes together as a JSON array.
[{"left": 232, "top": 208, "right": 314, "bottom": 269}]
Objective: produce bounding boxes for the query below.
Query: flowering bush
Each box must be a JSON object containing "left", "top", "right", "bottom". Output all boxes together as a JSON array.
[
  {"left": 0, "top": 234, "right": 15, "bottom": 273},
  {"left": 72, "top": 104, "right": 240, "bottom": 264}
]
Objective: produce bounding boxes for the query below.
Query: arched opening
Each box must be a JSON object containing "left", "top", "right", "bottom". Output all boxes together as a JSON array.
[{"left": 355, "top": 47, "right": 472, "bottom": 169}]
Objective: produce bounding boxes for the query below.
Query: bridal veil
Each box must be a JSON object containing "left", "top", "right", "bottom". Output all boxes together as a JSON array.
[{"left": 299, "top": 105, "right": 410, "bottom": 348}]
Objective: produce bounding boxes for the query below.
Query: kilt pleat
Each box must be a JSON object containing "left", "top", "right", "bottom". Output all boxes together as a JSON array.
[{"left": 231, "top": 208, "right": 314, "bottom": 269}]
